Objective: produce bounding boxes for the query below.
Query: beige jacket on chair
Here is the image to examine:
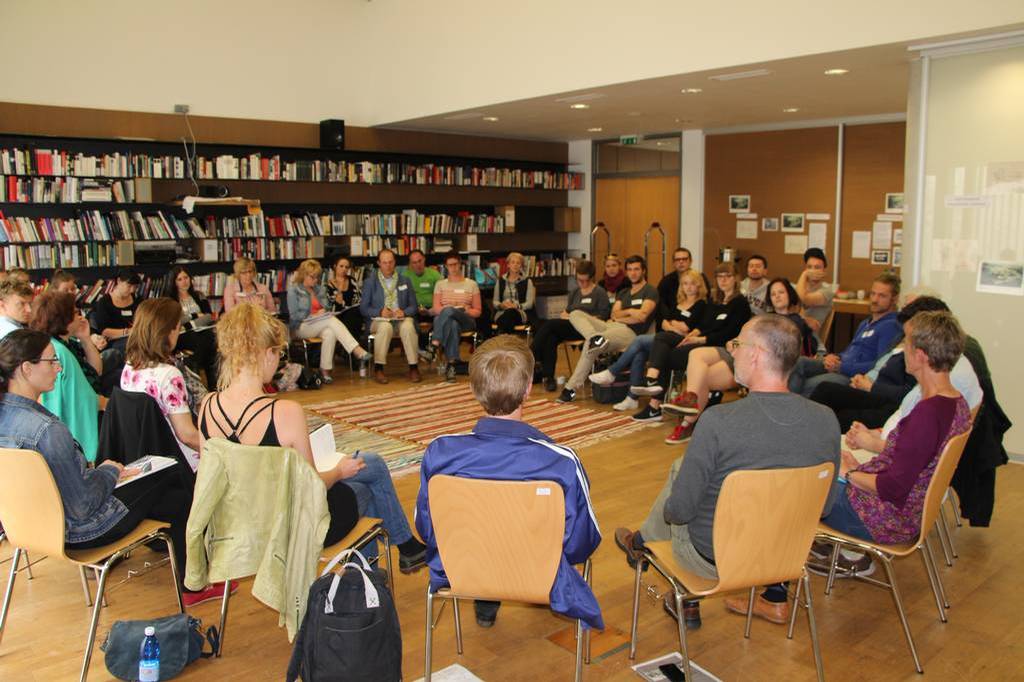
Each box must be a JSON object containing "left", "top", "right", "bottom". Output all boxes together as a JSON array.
[{"left": 184, "top": 438, "right": 331, "bottom": 640}]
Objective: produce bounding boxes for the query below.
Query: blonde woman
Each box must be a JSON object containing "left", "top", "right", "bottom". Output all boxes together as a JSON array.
[
  {"left": 600, "top": 253, "right": 626, "bottom": 299},
  {"left": 492, "top": 251, "right": 536, "bottom": 334},
  {"left": 286, "top": 259, "right": 369, "bottom": 383},
  {"left": 200, "top": 304, "right": 426, "bottom": 570},
  {"left": 222, "top": 257, "right": 276, "bottom": 313}
]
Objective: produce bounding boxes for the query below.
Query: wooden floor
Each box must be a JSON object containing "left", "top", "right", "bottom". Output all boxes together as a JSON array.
[{"left": 1, "top": 359, "right": 1021, "bottom": 681}]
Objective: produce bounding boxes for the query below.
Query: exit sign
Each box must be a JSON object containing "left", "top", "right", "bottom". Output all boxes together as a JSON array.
[{"left": 619, "top": 135, "right": 639, "bottom": 145}]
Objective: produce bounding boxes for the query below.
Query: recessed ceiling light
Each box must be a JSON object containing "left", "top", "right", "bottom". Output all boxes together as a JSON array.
[
  {"left": 570, "top": 103, "right": 590, "bottom": 110},
  {"left": 587, "top": 127, "right": 603, "bottom": 132},
  {"left": 708, "top": 68, "right": 772, "bottom": 82},
  {"left": 824, "top": 68, "right": 849, "bottom": 75},
  {"left": 482, "top": 116, "right": 499, "bottom": 122},
  {"left": 656, "top": 141, "right": 666, "bottom": 146},
  {"left": 783, "top": 107, "right": 800, "bottom": 113},
  {"left": 680, "top": 88, "right": 702, "bottom": 94}
]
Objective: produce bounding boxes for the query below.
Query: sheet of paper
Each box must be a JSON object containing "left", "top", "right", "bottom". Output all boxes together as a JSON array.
[
  {"left": 115, "top": 455, "right": 178, "bottom": 488},
  {"left": 309, "top": 423, "right": 341, "bottom": 472},
  {"left": 807, "top": 222, "right": 827, "bottom": 250},
  {"left": 893, "top": 228, "right": 903, "bottom": 246},
  {"left": 736, "top": 213, "right": 757, "bottom": 220},
  {"left": 735, "top": 220, "right": 758, "bottom": 239},
  {"left": 806, "top": 213, "right": 831, "bottom": 221},
  {"left": 944, "top": 194, "right": 992, "bottom": 208},
  {"left": 872, "top": 222, "right": 892, "bottom": 250},
  {"left": 852, "top": 231, "right": 871, "bottom": 259},
  {"left": 876, "top": 214, "right": 903, "bottom": 222},
  {"left": 784, "top": 234, "right": 808, "bottom": 255}
]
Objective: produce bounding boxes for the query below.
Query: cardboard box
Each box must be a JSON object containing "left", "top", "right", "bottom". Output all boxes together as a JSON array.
[{"left": 554, "top": 207, "right": 581, "bottom": 232}]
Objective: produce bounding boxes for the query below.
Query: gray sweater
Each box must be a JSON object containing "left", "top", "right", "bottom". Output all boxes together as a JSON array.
[
  {"left": 566, "top": 285, "right": 611, "bottom": 320},
  {"left": 665, "top": 392, "right": 841, "bottom": 561}
]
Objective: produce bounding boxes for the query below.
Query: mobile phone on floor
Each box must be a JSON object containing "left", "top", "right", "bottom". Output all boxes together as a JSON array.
[{"left": 658, "top": 663, "right": 686, "bottom": 681}]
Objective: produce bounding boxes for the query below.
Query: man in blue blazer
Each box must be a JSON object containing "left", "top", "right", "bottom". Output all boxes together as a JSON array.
[{"left": 359, "top": 248, "right": 421, "bottom": 383}]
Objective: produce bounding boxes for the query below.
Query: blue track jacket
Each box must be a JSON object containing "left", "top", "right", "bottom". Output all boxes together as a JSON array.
[{"left": 415, "top": 417, "right": 604, "bottom": 630}]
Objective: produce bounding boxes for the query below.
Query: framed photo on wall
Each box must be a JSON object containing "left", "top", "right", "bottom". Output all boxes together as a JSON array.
[
  {"left": 885, "top": 193, "right": 904, "bottom": 213},
  {"left": 762, "top": 217, "right": 779, "bottom": 231},
  {"left": 729, "top": 195, "right": 751, "bottom": 213},
  {"left": 871, "top": 249, "right": 891, "bottom": 265},
  {"left": 781, "top": 213, "right": 804, "bottom": 231}
]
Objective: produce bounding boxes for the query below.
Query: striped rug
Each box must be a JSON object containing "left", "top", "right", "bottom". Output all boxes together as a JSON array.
[
  {"left": 308, "top": 383, "right": 652, "bottom": 453},
  {"left": 306, "top": 415, "right": 425, "bottom": 478}
]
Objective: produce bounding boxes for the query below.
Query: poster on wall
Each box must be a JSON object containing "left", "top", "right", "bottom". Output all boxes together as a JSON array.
[
  {"left": 976, "top": 261, "right": 1024, "bottom": 296},
  {"left": 807, "top": 223, "right": 828, "bottom": 250},
  {"left": 872, "top": 221, "right": 893, "bottom": 250},
  {"left": 871, "top": 250, "right": 891, "bottom": 265},
  {"left": 762, "top": 217, "right": 779, "bottom": 231},
  {"left": 893, "top": 228, "right": 903, "bottom": 246},
  {"left": 893, "top": 247, "right": 902, "bottom": 267},
  {"left": 736, "top": 220, "right": 758, "bottom": 239},
  {"left": 729, "top": 195, "right": 750, "bottom": 213},
  {"left": 885, "top": 193, "right": 904, "bottom": 213},
  {"left": 784, "top": 234, "right": 809, "bottom": 254},
  {"left": 781, "top": 213, "right": 804, "bottom": 232},
  {"left": 852, "top": 231, "right": 871, "bottom": 259}
]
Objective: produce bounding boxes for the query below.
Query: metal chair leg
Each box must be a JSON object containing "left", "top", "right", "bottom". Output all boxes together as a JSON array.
[
  {"left": 582, "top": 559, "right": 593, "bottom": 664},
  {"left": 574, "top": 613, "right": 584, "bottom": 682},
  {"left": 0, "top": 547, "right": 22, "bottom": 647},
  {"left": 380, "top": 528, "right": 395, "bottom": 600},
  {"left": 424, "top": 587, "right": 434, "bottom": 682},
  {"left": 938, "top": 507, "right": 958, "bottom": 559},
  {"left": 949, "top": 490, "right": 963, "bottom": 527},
  {"left": 80, "top": 563, "right": 111, "bottom": 682},
  {"left": 452, "top": 596, "right": 463, "bottom": 655},
  {"left": 79, "top": 565, "right": 94, "bottom": 607},
  {"left": 787, "top": 577, "right": 802, "bottom": 639},
  {"left": 923, "top": 537, "right": 950, "bottom": 613},
  {"left": 23, "top": 551, "right": 34, "bottom": 580},
  {"left": 628, "top": 558, "right": 643, "bottom": 659},
  {"left": 825, "top": 542, "right": 841, "bottom": 595},
  {"left": 216, "top": 578, "right": 231, "bottom": 657},
  {"left": 919, "top": 545, "right": 947, "bottom": 623},
  {"left": 743, "top": 586, "right": 756, "bottom": 639},
  {"left": 673, "top": 590, "right": 694, "bottom": 682},
  {"left": 934, "top": 519, "right": 954, "bottom": 567},
  {"left": 93, "top": 568, "right": 108, "bottom": 607},
  {"left": 803, "top": 572, "right": 825, "bottom": 682},
  {"left": 161, "top": 532, "right": 184, "bottom": 614},
  {"left": 880, "top": 554, "right": 923, "bottom": 673}
]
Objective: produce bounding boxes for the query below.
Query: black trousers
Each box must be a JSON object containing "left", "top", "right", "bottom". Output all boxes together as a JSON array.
[
  {"left": 647, "top": 331, "right": 694, "bottom": 391},
  {"left": 66, "top": 469, "right": 191, "bottom": 586},
  {"left": 324, "top": 482, "right": 360, "bottom": 547},
  {"left": 531, "top": 319, "right": 583, "bottom": 379},
  {"left": 808, "top": 381, "right": 897, "bottom": 432}
]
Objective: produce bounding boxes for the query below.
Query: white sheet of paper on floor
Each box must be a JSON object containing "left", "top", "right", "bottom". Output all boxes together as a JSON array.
[{"left": 631, "top": 651, "right": 723, "bottom": 681}]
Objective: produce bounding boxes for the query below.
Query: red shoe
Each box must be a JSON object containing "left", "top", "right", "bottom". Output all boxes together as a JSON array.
[
  {"left": 263, "top": 383, "right": 278, "bottom": 394},
  {"left": 664, "top": 419, "right": 697, "bottom": 444},
  {"left": 663, "top": 391, "right": 700, "bottom": 416},
  {"left": 183, "top": 580, "right": 239, "bottom": 608}
]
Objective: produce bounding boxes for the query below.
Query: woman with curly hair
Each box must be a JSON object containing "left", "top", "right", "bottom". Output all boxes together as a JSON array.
[{"left": 120, "top": 298, "right": 201, "bottom": 471}]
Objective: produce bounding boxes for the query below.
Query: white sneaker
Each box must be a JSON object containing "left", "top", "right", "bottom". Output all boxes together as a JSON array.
[
  {"left": 613, "top": 396, "right": 639, "bottom": 411},
  {"left": 589, "top": 369, "right": 615, "bottom": 386}
]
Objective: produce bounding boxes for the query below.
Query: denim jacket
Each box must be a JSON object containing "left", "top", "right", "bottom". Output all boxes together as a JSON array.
[
  {"left": 286, "top": 284, "right": 329, "bottom": 333},
  {"left": 0, "top": 392, "right": 126, "bottom": 543}
]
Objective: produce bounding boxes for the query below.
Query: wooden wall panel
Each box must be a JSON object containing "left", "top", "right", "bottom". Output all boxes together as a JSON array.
[
  {"left": 704, "top": 127, "right": 838, "bottom": 282},
  {"left": 839, "top": 122, "right": 906, "bottom": 291},
  {"left": 594, "top": 177, "right": 627, "bottom": 262},
  {"left": 594, "top": 176, "right": 679, "bottom": 282},
  {"left": 0, "top": 101, "right": 567, "bottom": 163}
]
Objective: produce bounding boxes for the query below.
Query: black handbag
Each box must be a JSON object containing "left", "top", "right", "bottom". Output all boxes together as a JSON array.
[
  {"left": 297, "top": 366, "right": 324, "bottom": 390},
  {"left": 287, "top": 549, "right": 402, "bottom": 682}
]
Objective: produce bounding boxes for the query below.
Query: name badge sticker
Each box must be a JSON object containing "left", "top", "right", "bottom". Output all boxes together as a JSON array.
[
  {"left": 631, "top": 298, "right": 643, "bottom": 305},
  {"left": 580, "top": 297, "right": 592, "bottom": 304},
  {"left": 120, "top": 310, "right": 133, "bottom": 317},
  {"left": 716, "top": 313, "right": 728, "bottom": 320},
  {"left": 862, "top": 329, "right": 875, "bottom": 338},
  {"left": 420, "top": 282, "right": 430, "bottom": 288},
  {"left": 680, "top": 309, "right": 691, "bottom": 317},
  {"left": 398, "top": 284, "right": 408, "bottom": 291}
]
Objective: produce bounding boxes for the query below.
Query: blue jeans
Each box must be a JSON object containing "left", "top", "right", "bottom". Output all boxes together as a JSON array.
[
  {"left": 608, "top": 334, "right": 654, "bottom": 397},
  {"left": 432, "top": 307, "right": 475, "bottom": 362},
  {"left": 821, "top": 482, "right": 875, "bottom": 541},
  {"left": 345, "top": 452, "right": 414, "bottom": 559}
]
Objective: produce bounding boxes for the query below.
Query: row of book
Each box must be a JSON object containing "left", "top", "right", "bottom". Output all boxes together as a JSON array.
[
  {"left": 1, "top": 147, "right": 583, "bottom": 190},
  {"left": 214, "top": 237, "right": 322, "bottom": 262},
  {"left": 0, "top": 210, "right": 206, "bottom": 243},
  {"left": 0, "top": 176, "right": 137, "bottom": 203},
  {"left": 2, "top": 243, "right": 119, "bottom": 271},
  {"left": 485, "top": 254, "right": 577, "bottom": 279},
  {"left": 345, "top": 210, "right": 505, "bottom": 235},
  {"left": 189, "top": 268, "right": 290, "bottom": 298}
]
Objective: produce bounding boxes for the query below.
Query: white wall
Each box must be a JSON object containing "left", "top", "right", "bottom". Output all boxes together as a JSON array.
[
  {"left": 680, "top": 130, "right": 706, "bottom": 270},
  {"left": 566, "top": 139, "right": 591, "bottom": 256},
  {"left": 2, "top": 0, "right": 1023, "bottom": 126},
  {"left": 905, "top": 39, "right": 1024, "bottom": 454}
]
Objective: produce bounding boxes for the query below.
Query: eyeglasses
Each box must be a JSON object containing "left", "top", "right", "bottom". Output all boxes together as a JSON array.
[
  {"left": 726, "top": 338, "right": 758, "bottom": 353},
  {"left": 32, "top": 357, "right": 62, "bottom": 367}
]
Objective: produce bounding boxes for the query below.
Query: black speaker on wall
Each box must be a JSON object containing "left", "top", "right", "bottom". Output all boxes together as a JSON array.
[{"left": 319, "top": 119, "right": 346, "bottom": 150}]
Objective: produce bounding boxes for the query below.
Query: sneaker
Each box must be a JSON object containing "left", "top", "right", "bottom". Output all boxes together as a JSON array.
[
  {"left": 419, "top": 345, "right": 437, "bottom": 364},
  {"left": 556, "top": 388, "right": 576, "bottom": 403},
  {"left": 543, "top": 377, "right": 558, "bottom": 392},
  {"left": 586, "top": 335, "right": 607, "bottom": 352},
  {"left": 724, "top": 594, "right": 790, "bottom": 625},
  {"left": 631, "top": 377, "right": 663, "bottom": 397},
  {"left": 632, "top": 405, "right": 662, "bottom": 423},
  {"left": 806, "top": 548, "right": 876, "bottom": 578},
  {"left": 613, "top": 395, "right": 639, "bottom": 411},
  {"left": 662, "top": 596, "right": 702, "bottom": 629},
  {"left": 444, "top": 364, "right": 457, "bottom": 383},
  {"left": 321, "top": 371, "right": 335, "bottom": 385},
  {"left": 663, "top": 391, "right": 700, "bottom": 416},
  {"left": 664, "top": 420, "right": 696, "bottom": 444},
  {"left": 183, "top": 580, "right": 239, "bottom": 608},
  {"left": 588, "top": 369, "right": 615, "bottom": 386},
  {"left": 808, "top": 540, "right": 834, "bottom": 562},
  {"left": 399, "top": 549, "right": 427, "bottom": 574}
]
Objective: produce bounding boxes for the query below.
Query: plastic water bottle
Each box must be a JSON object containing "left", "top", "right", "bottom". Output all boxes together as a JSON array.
[{"left": 139, "top": 626, "right": 160, "bottom": 681}]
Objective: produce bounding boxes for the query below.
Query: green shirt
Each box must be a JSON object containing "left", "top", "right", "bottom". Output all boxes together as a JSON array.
[
  {"left": 404, "top": 266, "right": 443, "bottom": 308},
  {"left": 41, "top": 338, "right": 100, "bottom": 462}
]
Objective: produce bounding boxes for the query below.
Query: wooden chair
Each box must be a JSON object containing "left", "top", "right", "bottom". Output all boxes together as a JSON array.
[
  {"left": 933, "top": 405, "right": 979, "bottom": 566},
  {"left": 814, "top": 428, "right": 972, "bottom": 674},
  {"left": 0, "top": 448, "right": 182, "bottom": 682},
  {"left": 561, "top": 339, "right": 584, "bottom": 374},
  {"left": 629, "top": 463, "right": 835, "bottom": 682},
  {"left": 424, "top": 475, "right": 593, "bottom": 681},
  {"left": 818, "top": 309, "right": 836, "bottom": 354},
  {"left": 491, "top": 322, "right": 533, "bottom": 344}
]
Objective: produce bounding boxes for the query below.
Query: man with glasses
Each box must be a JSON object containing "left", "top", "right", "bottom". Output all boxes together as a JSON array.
[
  {"left": 360, "top": 248, "right": 421, "bottom": 383},
  {"left": 614, "top": 315, "right": 841, "bottom": 629},
  {"left": 423, "top": 250, "right": 482, "bottom": 382},
  {"left": 657, "top": 248, "right": 709, "bottom": 323},
  {"left": 0, "top": 280, "right": 34, "bottom": 341}
]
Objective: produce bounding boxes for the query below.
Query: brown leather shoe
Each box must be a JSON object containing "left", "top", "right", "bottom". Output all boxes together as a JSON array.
[
  {"left": 614, "top": 527, "right": 646, "bottom": 570},
  {"left": 408, "top": 367, "right": 422, "bottom": 383},
  {"left": 374, "top": 368, "right": 389, "bottom": 384},
  {"left": 724, "top": 594, "right": 791, "bottom": 625}
]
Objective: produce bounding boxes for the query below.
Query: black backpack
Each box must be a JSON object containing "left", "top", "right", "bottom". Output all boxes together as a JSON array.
[{"left": 287, "top": 549, "right": 402, "bottom": 682}]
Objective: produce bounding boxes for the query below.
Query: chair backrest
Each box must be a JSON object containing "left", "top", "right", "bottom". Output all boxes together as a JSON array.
[
  {"left": 818, "top": 309, "right": 836, "bottom": 352},
  {"left": 427, "top": 475, "right": 564, "bottom": 604},
  {"left": 711, "top": 463, "right": 835, "bottom": 591},
  {"left": 918, "top": 428, "right": 972, "bottom": 538},
  {"left": 0, "top": 448, "right": 70, "bottom": 558}
]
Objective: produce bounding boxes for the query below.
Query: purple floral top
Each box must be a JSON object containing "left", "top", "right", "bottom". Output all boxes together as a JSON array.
[
  {"left": 848, "top": 394, "right": 970, "bottom": 544},
  {"left": 121, "top": 362, "right": 199, "bottom": 471}
]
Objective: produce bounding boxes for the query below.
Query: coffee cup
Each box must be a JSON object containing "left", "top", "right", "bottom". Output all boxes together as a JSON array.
[{"left": 856, "top": 289, "right": 866, "bottom": 300}]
